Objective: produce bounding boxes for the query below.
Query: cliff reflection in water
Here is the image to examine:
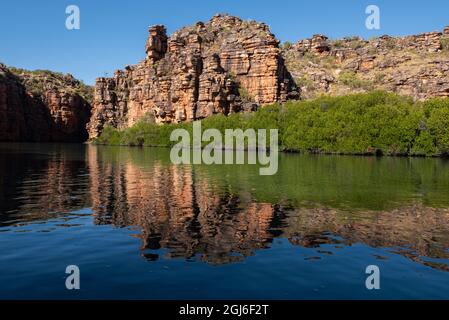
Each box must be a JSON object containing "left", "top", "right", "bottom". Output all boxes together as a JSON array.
[
  {"left": 88, "top": 146, "right": 280, "bottom": 264},
  {"left": 0, "top": 144, "right": 90, "bottom": 225},
  {"left": 86, "top": 146, "right": 449, "bottom": 269},
  {"left": 0, "top": 144, "right": 448, "bottom": 270}
]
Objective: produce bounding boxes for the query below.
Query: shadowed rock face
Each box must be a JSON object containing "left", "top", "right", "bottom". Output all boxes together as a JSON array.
[
  {"left": 0, "top": 65, "right": 48, "bottom": 141},
  {"left": 0, "top": 64, "right": 92, "bottom": 142},
  {"left": 88, "top": 14, "right": 299, "bottom": 139}
]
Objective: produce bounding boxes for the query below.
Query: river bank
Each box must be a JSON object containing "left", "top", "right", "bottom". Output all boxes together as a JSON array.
[{"left": 93, "top": 91, "right": 449, "bottom": 157}]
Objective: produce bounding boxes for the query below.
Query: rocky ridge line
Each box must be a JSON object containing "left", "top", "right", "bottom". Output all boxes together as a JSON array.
[
  {"left": 283, "top": 26, "right": 449, "bottom": 100},
  {"left": 88, "top": 14, "right": 299, "bottom": 139},
  {"left": 0, "top": 64, "right": 91, "bottom": 142}
]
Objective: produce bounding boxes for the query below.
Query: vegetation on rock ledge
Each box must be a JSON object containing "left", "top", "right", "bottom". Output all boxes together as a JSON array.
[
  {"left": 8, "top": 67, "right": 93, "bottom": 103},
  {"left": 94, "top": 91, "right": 449, "bottom": 157}
]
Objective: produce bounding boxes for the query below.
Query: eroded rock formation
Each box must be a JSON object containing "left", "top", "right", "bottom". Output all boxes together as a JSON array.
[
  {"left": 4, "top": 15, "right": 449, "bottom": 142},
  {"left": 0, "top": 64, "right": 91, "bottom": 142},
  {"left": 283, "top": 27, "right": 449, "bottom": 100},
  {"left": 88, "top": 14, "right": 299, "bottom": 139}
]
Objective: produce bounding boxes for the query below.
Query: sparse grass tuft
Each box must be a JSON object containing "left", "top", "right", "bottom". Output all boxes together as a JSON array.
[{"left": 339, "top": 71, "right": 373, "bottom": 90}]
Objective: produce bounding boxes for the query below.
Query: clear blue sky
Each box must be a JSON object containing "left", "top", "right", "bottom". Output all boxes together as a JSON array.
[{"left": 1, "top": 0, "right": 448, "bottom": 85}]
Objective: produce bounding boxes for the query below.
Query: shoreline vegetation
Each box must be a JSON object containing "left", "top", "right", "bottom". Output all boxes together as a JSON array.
[{"left": 93, "top": 91, "right": 449, "bottom": 157}]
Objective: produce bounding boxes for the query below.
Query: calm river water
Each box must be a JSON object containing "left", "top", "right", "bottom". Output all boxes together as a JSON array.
[{"left": 0, "top": 143, "right": 448, "bottom": 299}]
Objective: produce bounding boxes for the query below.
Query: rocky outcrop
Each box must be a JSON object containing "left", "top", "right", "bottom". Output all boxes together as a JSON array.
[
  {"left": 89, "top": 17, "right": 449, "bottom": 139},
  {"left": 6, "top": 16, "right": 449, "bottom": 142},
  {"left": 88, "top": 14, "right": 299, "bottom": 139},
  {"left": 283, "top": 27, "right": 449, "bottom": 100},
  {"left": 0, "top": 65, "right": 91, "bottom": 142},
  {"left": 295, "top": 34, "right": 331, "bottom": 54}
]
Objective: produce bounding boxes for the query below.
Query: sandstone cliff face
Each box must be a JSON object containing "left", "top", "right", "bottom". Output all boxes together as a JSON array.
[
  {"left": 0, "top": 64, "right": 91, "bottom": 142},
  {"left": 283, "top": 28, "right": 449, "bottom": 100},
  {"left": 90, "top": 17, "right": 449, "bottom": 139},
  {"left": 5, "top": 16, "right": 448, "bottom": 142},
  {"left": 88, "top": 14, "right": 299, "bottom": 139}
]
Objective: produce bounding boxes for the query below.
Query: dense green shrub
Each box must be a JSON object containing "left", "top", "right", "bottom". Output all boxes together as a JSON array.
[
  {"left": 94, "top": 91, "right": 449, "bottom": 157},
  {"left": 425, "top": 99, "right": 449, "bottom": 155},
  {"left": 95, "top": 125, "right": 123, "bottom": 145}
]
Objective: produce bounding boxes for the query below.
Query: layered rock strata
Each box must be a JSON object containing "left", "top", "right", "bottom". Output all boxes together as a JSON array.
[
  {"left": 284, "top": 28, "right": 449, "bottom": 100},
  {"left": 0, "top": 65, "right": 91, "bottom": 142},
  {"left": 88, "top": 14, "right": 299, "bottom": 139}
]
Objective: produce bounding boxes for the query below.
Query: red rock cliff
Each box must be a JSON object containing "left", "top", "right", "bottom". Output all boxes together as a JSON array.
[
  {"left": 0, "top": 65, "right": 92, "bottom": 142},
  {"left": 88, "top": 14, "right": 299, "bottom": 139}
]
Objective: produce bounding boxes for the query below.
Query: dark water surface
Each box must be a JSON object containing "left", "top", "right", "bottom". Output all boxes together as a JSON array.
[{"left": 0, "top": 143, "right": 448, "bottom": 299}]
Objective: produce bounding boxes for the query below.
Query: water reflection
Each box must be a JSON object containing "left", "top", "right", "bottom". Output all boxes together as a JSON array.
[
  {"left": 0, "top": 144, "right": 90, "bottom": 224},
  {"left": 86, "top": 146, "right": 449, "bottom": 269},
  {"left": 88, "top": 146, "right": 281, "bottom": 264},
  {"left": 285, "top": 206, "right": 449, "bottom": 271},
  {"left": 1, "top": 143, "right": 449, "bottom": 270}
]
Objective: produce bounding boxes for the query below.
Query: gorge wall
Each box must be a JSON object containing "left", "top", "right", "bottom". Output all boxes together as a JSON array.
[
  {"left": 2, "top": 15, "right": 449, "bottom": 142},
  {"left": 283, "top": 27, "right": 449, "bottom": 100},
  {"left": 0, "top": 65, "right": 91, "bottom": 142},
  {"left": 88, "top": 14, "right": 299, "bottom": 139},
  {"left": 89, "top": 15, "right": 449, "bottom": 140}
]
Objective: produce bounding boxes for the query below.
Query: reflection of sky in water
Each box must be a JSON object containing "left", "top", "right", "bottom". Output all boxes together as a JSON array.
[{"left": 0, "top": 143, "right": 448, "bottom": 299}]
